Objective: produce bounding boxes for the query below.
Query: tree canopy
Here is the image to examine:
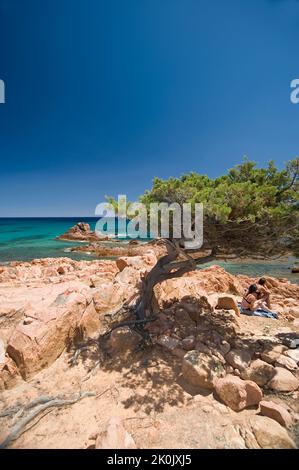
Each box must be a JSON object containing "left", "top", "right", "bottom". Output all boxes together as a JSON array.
[{"left": 139, "top": 158, "right": 299, "bottom": 258}]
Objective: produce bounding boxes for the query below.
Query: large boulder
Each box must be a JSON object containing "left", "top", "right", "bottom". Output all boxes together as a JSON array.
[
  {"left": 186, "top": 265, "right": 245, "bottom": 295},
  {"left": 154, "top": 264, "right": 249, "bottom": 313},
  {"left": 6, "top": 291, "right": 88, "bottom": 379},
  {"left": 214, "top": 375, "right": 262, "bottom": 411},
  {"left": 225, "top": 349, "right": 252, "bottom": 372},
  {"left": 267, "top": 367, "right": 299, "bottom": 392},
  {"left": 259, "top": 401, "right": 293, "bottom": 428},
  {"left": 216, "top": 295, "right": 240, "bottom": 317},
  {"left": 182, "top": 350, "right": 225, "bottom": 390},
  {"left": 250, "top": 415, "right": 296, "bottom": 449},
  {"left": 241, "top": 359, "right": 276, "bottom": 386},
  {"left": 95, "top": 417, "right": 137, "bottom": 449}
]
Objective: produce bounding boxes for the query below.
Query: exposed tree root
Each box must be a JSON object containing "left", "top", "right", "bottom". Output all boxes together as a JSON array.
[
  {"left": 0, "top": 391, "right": 96, "bottom": 449},
  {"left": 0, "top": 396, "right": 53, "bottom": 418}
]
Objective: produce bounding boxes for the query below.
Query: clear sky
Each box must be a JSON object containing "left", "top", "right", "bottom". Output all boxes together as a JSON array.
[{"left": 0, "top": 0, "right": 299, "bottom": 216}]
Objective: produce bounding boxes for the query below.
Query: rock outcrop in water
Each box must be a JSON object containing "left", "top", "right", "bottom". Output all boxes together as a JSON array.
[
  {"left": 68, "top": 238, "right": 168, "bottom": 258},
  {"left": 56, "top": 222, "right": 107, "bottom": 242},
  {"left": 0, "top": 254, "right": 299, "bottom": 449}
]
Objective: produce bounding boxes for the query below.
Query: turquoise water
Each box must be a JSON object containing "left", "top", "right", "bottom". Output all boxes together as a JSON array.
[
  {"left": 0, "top": 218, "right": 100, "bottom": 263},
  {"left": 0, "top": 218, "right": 298, "bottom": 284},
  {"left": 199, "top": 260, "right": 299, "bottom": 284}
]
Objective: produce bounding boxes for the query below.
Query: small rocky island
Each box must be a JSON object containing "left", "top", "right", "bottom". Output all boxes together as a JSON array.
[
  {"left": 57, "top": 222, "right": 166, "bottom": 257},
  {"left": 56, "top": 222, "right": 108, "bottom": 242}
]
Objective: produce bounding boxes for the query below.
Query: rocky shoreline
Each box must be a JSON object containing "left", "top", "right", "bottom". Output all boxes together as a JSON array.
[
  {"left": 0, "top": 250, "right": 299, "bottom": 449},
  {"left": 56, "top": 225, "right": 299, "bottom": 283}
]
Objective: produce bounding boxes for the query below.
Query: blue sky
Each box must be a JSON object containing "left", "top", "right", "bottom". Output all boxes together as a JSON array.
[{"left": 0, "top": 0, "right": 299, "bottom": 216}]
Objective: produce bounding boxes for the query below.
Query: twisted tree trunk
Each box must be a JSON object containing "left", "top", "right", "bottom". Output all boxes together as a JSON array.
[
  {"left": 71, "top": 241, "right": 217, "bottom": 361},
  {"left": 133, "top": 240, "right": 216, "bottom": 322}
]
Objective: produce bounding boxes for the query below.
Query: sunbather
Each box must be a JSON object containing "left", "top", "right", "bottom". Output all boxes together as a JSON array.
[
  {"left": 241, "top": 283, "right": 275, "bottom": 314},
  {"left": 241, "top": 284, "right": 259, "bottom": 311},
  {"left": 257, "top": 277, "right": 271, "bottom": 309}
]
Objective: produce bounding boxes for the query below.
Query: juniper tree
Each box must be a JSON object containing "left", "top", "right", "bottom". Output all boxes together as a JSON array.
[{"left": 108, "top": 158, "right": 299, "bottom": 323}]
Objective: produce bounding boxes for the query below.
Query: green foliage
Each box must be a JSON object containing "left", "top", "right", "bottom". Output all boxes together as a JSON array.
[{"left": 139, "top": 158, "right": 299, "bottom": 257}]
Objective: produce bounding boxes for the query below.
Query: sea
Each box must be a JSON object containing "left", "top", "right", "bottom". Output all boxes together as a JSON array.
[{"left": 0, "top": 218, "right": 298, "bottom": 284}]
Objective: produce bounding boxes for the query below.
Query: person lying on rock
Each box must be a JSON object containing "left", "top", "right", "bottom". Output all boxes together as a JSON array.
[
  {"left": 241, "top": 283, "right": 274, "bottom": 313},
  {"left": 257, "top": 277, "right": 271, "bottom": 309}
]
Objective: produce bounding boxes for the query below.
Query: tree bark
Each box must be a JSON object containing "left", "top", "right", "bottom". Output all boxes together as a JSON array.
[{"left": 133, "top": 240, "right": 216, "bottom": 322}]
